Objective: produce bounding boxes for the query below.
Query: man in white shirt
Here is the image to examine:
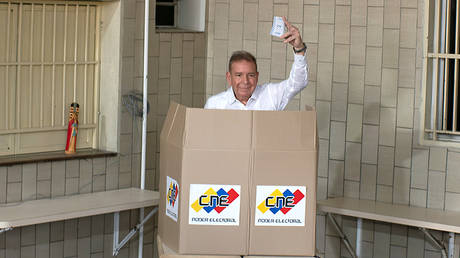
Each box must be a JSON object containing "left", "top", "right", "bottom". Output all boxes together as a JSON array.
[{"left": 204, "top": 17, "right": 308, "bottom": 111}]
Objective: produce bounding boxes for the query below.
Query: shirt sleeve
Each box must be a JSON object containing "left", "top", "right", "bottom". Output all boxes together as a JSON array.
[{"left": 267, "top": 53, "right": 309, "bottom": 110}]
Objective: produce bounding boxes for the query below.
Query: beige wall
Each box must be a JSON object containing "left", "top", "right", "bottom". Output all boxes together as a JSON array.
[
  {"left": 4, "top": 0, "right": 460, "bottom": 257},
  {"left": 0, "top": 0, "right": 207, "bottom": 257},
  {"left": 204, "top": 0, "right": 460, "bottom": 257}
]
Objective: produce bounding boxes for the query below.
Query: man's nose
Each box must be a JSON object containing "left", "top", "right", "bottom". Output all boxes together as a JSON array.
[{"left": 242, "top": 75, "right": 249, "bottom": 83}]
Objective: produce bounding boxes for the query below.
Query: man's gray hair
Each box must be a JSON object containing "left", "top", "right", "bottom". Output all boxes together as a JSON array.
[{"left": 228, "top": 50, "right": 258, "bottom": 72}]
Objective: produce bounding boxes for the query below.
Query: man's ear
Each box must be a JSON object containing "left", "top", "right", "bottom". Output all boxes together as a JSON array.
[{"left": 226, "top": 71, "right": 232, "bottom": 86}]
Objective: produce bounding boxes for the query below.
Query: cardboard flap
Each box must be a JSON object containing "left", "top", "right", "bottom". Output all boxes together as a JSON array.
[
  {"left": 160, "top": 102, "right": 179, "bottom": 141},
  {"left": 183, "top": 107, "right": 253, "bottom": 150},
  {"left": 253, "top": 110, "right": 317, "bottom": 150},
  {"left": 161, "top": 102, "right": 187, "bottom": 148}
]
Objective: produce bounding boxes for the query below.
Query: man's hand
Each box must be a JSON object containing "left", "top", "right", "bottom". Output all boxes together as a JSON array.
[{"left": 280, "top": 17, "right": 305, "bottom": 53}]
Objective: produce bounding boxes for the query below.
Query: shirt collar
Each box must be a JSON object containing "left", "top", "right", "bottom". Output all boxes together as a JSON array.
[{"left": 226, "top": 86, "right": 260, "bottom": 105}]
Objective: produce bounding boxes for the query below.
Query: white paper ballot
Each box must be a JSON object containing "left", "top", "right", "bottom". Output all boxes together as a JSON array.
[{"left": 270, "top": 16, "right": 286, "bottom": 37}]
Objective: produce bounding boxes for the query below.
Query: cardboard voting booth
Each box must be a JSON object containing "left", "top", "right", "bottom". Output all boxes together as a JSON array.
[{"left": 158, "top": 102, "right": 317, "bottom": 256}]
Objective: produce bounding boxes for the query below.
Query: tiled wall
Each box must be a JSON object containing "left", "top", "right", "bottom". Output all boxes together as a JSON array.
[
  {"left": 0, "top": 0, "right": 207, "bottom": 257},
  {"left": 205, "top": 0, "right": 460, "bottom": 257},
  {"left": 0, "top": 158, "right": 154, "bottom": 258}
]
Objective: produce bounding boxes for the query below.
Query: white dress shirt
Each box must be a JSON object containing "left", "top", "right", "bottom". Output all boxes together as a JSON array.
[{"left": 204, "top": 53, "right": 308, "bottom": 110}]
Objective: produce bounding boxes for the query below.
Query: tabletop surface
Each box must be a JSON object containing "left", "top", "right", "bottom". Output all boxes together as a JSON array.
[
  {"left": 318, "top": 197, "right": 460, "bottom": 233},
  {"left": 0, "top": 188, "right": 159, "bottom": 229}
]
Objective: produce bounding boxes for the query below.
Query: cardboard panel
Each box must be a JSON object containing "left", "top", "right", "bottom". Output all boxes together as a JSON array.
[
  {"left": 253, "top": 111, "right": 316, "bottom": 151},
  {"left": 184, "top": 108, "right": 252, "bottom": 150},
  {"left": 178, "top": 149, "right": 250, "bottom": 255},
  {"left": 168, "top": 104, "right": 187, "bottom": 148},
  {"left": 159, "top": 143, "right": 184, "bottom": 252},
  {"left": 160, "top": 102, "right": 179, "bottom": 140},
  {"left": 249, "top": 151, "right": 317, "bottom": 256}
]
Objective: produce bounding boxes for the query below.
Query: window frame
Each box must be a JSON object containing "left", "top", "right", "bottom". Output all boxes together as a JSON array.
[
  {"left": 0, "top": 0, "right": 121, "bottom": 156},
  {"left": 421, "top": 0, "right": 460, "bottom": 148}
]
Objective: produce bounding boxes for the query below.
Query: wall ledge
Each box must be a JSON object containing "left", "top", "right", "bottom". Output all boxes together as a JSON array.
[{"left": 0, "top": 148, "right": 117, "bottom": 166}]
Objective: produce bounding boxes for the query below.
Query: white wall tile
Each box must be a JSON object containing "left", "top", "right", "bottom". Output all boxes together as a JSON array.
[
  {"left": 317, "top": 176, "right": 328, "bottom": 201},
  {"left": 394, "top": 167, "right": 410, "bottom": 204},
  {"left": 325, "top": 236, "right": 341, "bottom": 258},
  {"left": 214, "top": 3, "right": 229, "bottom": 39},
  {"left": 367, "top": 7, "right": 384, "bottom": 47},
  {"left": 316, "top": 214, "right": 326, "bottom": 253},
  {"left": 317, "top": 101, "right": 331, "bottom": 139},
  {"left": 398, "top": 48, "right": 416, "bottom": 88},
  {"left": 229, "top": 0, "right": 243, "bottom": 21},
  {"left": 373, "top": 222, "right": 391, "bottom": 258},
  {"left": 348, "top": 65, "right": 365, "bottom": 104},
  {"left": 271, "top": 42, "right": 287, "bottom": 79},
  {"left": 360, "top": 164, "right": 377, "bottom": 200},
  {"left": 171, "top": 34, "right": 183, "bottom": 58},
  {"left": 346, "top": 104, "right": 363, "bottom": 142},
  {"left": 306, "top": 43, "right": 318, "bottom": 81},
  {"left": 331, "top": 83, "right": 348, "bottom": 122},
  {"left": 429, "top": 147, "right": 447, "bottom": 171},
  {"left": 228, "top": 22, "right": 244, "bottom": 54},
  {"left": 243, "top": 3, "right": 258, "bottom": 40},
  {"left": 379, "top": 107, "right": 396, "bottom": 146},
  {"left": 365, "top": 47, "right": 383, "bottom": 86},
  {"left": 333, "top": 45, "right": 350, "bottom": 83},
  {"left": 257, "top": 22, "right": 273, "bottom": 58},
  {"left": 407, "top": 228, "right": 425, "bottom": 258},
  {"left": 410, "top": 188, "right": 427, "bottom": 207},
  {"left": 351, "top": 0, "right": 367, "bottom": 26},
  {"left": 328, "top": 160, "right": 344, "bottom": 197},
  {"left": 334, "top": 6, "right": 351, "bottom": 44},
  {"left": 318, "top": 24, "right": 335, "bottom": 62},
  {"left": 445, "top": 192, "right": 460, "bottom": 212},
  {"left": 362, "top": 125, "right": 379, "bottom": 164},
  {"left": 427, "top": 170, "right": 445, "bottom": 209},
  {"left": 381, "top": 68, "right": 398, "bottom": 107},
  {"left": 316, "top": 62, "right": 333, "bottom": 101},
  {"left": 320, "top": 0, "right": 335, "bottom": 24},
  {"left": 344, "top": 180, "right": 360, "bottom": 198},
  {"left": 411, "top": 149, "right": 429, "bottom": 189},
  {"left": 258, "top": 0, "right": 274, "bottom": 21},
  {"left": 350, "top": 27, "right": 367, "bottom": 65},
  {"left": 304, "top": 5, "right": 319, "bottom": 43},
  {"left": 319, "top": 139, "right": 330, "bottom": 177},
  {"left": 382, "top": 29, "right": 400, "bottom": 68},
  {"left": 377, "top": 146, "right": 394, "bottom": 185},
  {"left": 401, "top": 0, "right": 418, "bottom": 8},
  {"left": 400, "top": 8, "right": 417, "bottom": 48},
  {"left": 397, "top": 88, "right": 415, "bottom": 128},
  {"left": 383, "top": 0, "right": 400, "bottom": 29},
  {"left": 395, "top": 128, "right": 413, "bottom": 168},
  {"left": 330, "top": 121, "right": 346, "bottom": 160},
  {"left": 288, "top": 0, "right": 304, "bottom": 23},
  {"left": 377, "top": 184, "right": 393, "bottom": 202},
  {"left": 345, "top": 142, "right": 362, "bottom": 181},
  {"left": 363, "top": 86, "right": 381, "bottom": 125},
  {"left": 274, "top": 3, "right": 288, "bottom": 18},
  {"left": 446, "top": 151, "right": 460, "bottom": 193}
]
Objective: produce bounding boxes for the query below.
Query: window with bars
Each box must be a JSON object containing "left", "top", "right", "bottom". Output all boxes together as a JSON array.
[
  {"left": 422, "top": 0, "right": 460, "bottom": 147},
  {"left": 0, "top": 2, "right": 101, "bottom": 155}
]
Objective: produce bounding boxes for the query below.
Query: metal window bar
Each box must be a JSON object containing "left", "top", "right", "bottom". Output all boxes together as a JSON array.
[
  {"left": 40, "top": 3, "right": 45, "bottom": 128},
  {"left": 0, "top": 2, "right": 100, "bottom": 154},
  {"left": 425, "top": 0, "right": 460, "bottom": 143}
]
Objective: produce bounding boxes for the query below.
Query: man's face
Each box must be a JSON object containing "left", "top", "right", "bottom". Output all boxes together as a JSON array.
[{"left": 227, "top": 60, "right": 259, "bottom": 105}]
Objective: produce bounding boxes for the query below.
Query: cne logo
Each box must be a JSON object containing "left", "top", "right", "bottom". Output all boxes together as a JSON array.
[
  {"left": 167, "top": 182, "right": 179, "bottom": 207},
  {"left": 191, "top": 187, "right": 239, "bottom": 213},
  {"left": 257, "top": 188, "right": 305, "bottom": 215}
]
